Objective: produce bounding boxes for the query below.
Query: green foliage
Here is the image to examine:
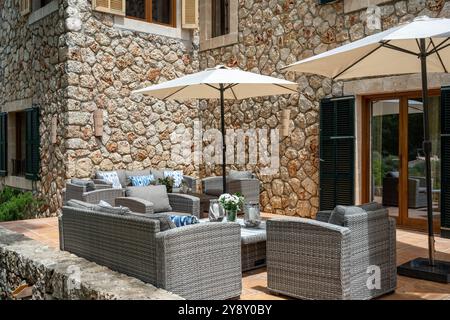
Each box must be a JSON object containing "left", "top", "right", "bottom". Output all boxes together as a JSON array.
[
  {"left": 408, "top": 160, "right": 425, "bottom": 177},
  {"left": 0, "top": 187, "right": 42, "bottom": 222},
  {"left": 0, "top": 186, "right": 21, "bottom": 204},
  {"left": 157, "top": 177, "right": 175, "bottom": 193},
  {"left": 372, "top": 151, "right": 399, "bottom": 187}
]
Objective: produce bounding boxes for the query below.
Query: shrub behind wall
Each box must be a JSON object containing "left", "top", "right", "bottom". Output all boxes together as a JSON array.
[{"left": 0, "top": 187, "right": 42, "bottom": 221}]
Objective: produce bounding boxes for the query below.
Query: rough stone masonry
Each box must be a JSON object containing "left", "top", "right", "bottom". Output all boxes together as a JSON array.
[
  {"left": 1, "top": 0, "right": 450, "bottom": 218},
  {"left": 0, "top": 226, "right": 183, "bottom": 300}
]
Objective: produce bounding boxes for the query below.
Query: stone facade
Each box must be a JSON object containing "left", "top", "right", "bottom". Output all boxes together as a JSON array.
[
  {"left": 0, "top": 0, "right": 200, "bottom": 216},
  {"left": 1, "top": 0, "right": 450, "bottom": 218},
  {"left": 0, "top": 227, "right": 182, "bottom": 299},
  {"left": 63, "top": 0, "right": 199, "bottom": 182},
  {"left": 198, "top": 0, "right": 450, "bottom": 217},
  {"left": 0, "top": 0, "right": 67, "bottom": 216}
]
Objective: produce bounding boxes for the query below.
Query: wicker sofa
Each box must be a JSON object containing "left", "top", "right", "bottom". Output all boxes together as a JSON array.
[
  {"left": 201, "top": 170, "right": 260, "bottom": 204},
  {"left": 266, "top": 202, "right": 397, "bottom": 300},
  {"left": 96, "top": 168, "right": 198, "bottom": 193},
  {"left": 59, "top": 201, "right": 242, "bottom": 300}
]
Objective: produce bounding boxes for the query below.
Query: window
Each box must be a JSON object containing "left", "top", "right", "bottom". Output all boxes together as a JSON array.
[
  {"left": 212, "top": 0, "right": 229, "bottom": 38},
  {"left": 0, "top": 113, "right": 7, "bottom": 177},
  {"left": 4, "top": 111, "right": 26, "bottom": 177},
  {"left": 200, "top": 0, "right": 237, "bottom": 51},
  {"left": 126, "top": 0, "right": 176, "bottom": 27},
  {"left": 13, "top": 112, "right": 26, "bottom": 177},
  {"left": 32, "top": 0, "right": 53, "bottom": 12}
]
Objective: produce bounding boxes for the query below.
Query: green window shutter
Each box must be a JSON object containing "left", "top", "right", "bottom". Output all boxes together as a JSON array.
[
  {"left": 25, "top": 106, "right": 40, "bottom": 181},
  {"left": 0, "top": 113, "right": 7, "bottom": 177},
  {"left": 319, "top": 96, "right": 355, "bottom": 211},
  {"left": 441, "top": 86, "right": 450, "bottom": 238}
]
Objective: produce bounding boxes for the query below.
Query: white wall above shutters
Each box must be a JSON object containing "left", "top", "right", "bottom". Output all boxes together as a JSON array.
[
  {"left": 182, "top": 0, "right": 198, "bottom": 29},
  {"left": 19, "top": 0, "right": 31, "bottom": 16},
  {"left": 92, "top": 0, "right": 126, "bottom": 16}
]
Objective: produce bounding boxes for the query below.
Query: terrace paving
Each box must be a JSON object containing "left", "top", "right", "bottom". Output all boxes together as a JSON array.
[{"left": 1, "top": 215, "right": 449, "bottom": 300}]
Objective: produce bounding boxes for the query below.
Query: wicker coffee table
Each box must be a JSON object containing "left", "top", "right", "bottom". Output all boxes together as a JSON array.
[{"left": 200, "top": 218, "right": 266, "bottom": 272}]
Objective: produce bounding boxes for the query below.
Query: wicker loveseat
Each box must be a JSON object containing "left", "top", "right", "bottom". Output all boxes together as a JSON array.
[
  {"left": 96, "top": 168, "right": 198, "bottom": 193},
  {"left": 59, "top": 201, "right": 242, "bottom": 300},
  {"left": 266, "top": 202, "right": 397, "bottom": 300}
]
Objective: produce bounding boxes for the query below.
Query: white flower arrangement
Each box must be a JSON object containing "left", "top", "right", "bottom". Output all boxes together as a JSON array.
[{"left": 219, "top": 192, "right": 244, "bottom": 212}]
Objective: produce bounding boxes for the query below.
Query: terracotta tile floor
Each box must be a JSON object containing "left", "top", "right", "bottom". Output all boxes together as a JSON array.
[{"left": 1, "top": 217, "right": 449, "bottom": 300}]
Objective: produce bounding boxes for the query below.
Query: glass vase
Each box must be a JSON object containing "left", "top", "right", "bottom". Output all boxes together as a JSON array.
[
  {"left": 208, "top": 199, "right": 224, "bottom": 222},
  {"left": 226, "top": 209, "right": 238, "bottom": 222},
  {"left": 244, "top": 202, "right": 261, "bottom": 228}
]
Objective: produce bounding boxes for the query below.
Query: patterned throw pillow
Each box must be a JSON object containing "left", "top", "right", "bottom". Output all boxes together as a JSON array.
[
  {"left": 169, "top": 215, "right": 199, "bottom": 227},
  {"left": 164, "top": 170, "right": 183, "bottom": 188},
  {"left": 96, "top": 171, "right": 122, "bottom": 189},
  {"left": 129, "top": 175, "right": 155, "bottom": 187}
]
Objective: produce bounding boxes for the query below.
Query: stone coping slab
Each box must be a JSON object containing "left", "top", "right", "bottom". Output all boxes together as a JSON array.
[{"left": 0, "top": 227, "right": 183, "bottom": 300}]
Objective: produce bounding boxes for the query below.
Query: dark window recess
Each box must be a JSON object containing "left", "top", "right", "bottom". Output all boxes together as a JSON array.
[
  {"left": 126, "top": 0, "right": 146, "bottom": 20},
  {"left": 0, "top": 113, "right": 7, "bottom": 177},
  {"left": 319, "top": 97, "right": 356, "bottom": 211},
  {"left": 152, "top": 0, "right": 172, "bottom": 25},
  {"left": 12, "top": 111, "right": 26, "bottom": 177},
  {"left": 126, "top": 0, "right": 175, "bottom": 27},
  {"left": 440, "top": 86, "right": 450, "bottom": 238},
  {"left": 212, "top": 0, "right": 230, "bottom": 38},
  {"left": 25, "top": 107, "right": 40, "bottom": 181},
  {"left": 318, "top": 0, "right": 336, "bottom": 4},
  {"left": 33, "top": 0, "right": 53, "bottom": 12}
]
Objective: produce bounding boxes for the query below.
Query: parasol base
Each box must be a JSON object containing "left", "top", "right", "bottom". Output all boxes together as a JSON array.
[{"left": 397, "top": 257, "right": 450, "bottom": 283}]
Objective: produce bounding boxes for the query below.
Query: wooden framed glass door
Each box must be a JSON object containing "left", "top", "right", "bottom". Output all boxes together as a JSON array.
[{"left": 362, "top": 90, "right": 441, "bottom": 232}]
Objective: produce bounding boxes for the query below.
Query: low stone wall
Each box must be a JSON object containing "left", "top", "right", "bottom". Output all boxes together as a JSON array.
[{"left": 0, "top": 227, "right": 182, "bottom": 300}]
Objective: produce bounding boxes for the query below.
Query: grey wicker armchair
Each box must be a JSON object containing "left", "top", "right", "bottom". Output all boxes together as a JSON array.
[
  {"left": 202, "top": 174, "right": 260, "bottom": 204},
  {"left": 266, "top": 204, "right": 397, "bottom": 300},
  {"left": 382, "top": 175, "right": 428, "bottom": 208},
  {"left": 115, "top": 193, "right": 201, "bottom": 217},
  {"left": 63, "top": 179, "right": 125, "bottom": 205},
  {"left": 59, "top": 205, "right": 242, "bottom": 300}
]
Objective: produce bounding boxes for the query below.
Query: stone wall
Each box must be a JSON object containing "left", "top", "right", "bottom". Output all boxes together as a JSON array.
[
  {"left": 0, "top": 227, "right": 182, "bottom": 299},
  {"left": 198, "top": 0, "right": 450, "bottom": 217},
  {"left": 2, "top": 0, "right": 450, "bottom": 218},
  {"left": 1, "top": 0, "right": 200, "bottom": 216},
  {"left": 63, "top": 0, "right": 200, "bottom": 183},
  {"left": 0, "top": 0, "right": 67, "bottom": 216}
]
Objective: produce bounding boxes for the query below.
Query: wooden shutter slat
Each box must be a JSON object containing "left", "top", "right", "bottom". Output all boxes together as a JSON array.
[
  {"left": 182, "top": 0, "right": 198, "bottom": 29},
  {"left": 20, "top": 0, "right": 31, "bottom": 16},
  {"left": 320, "top": 97, "right": 355, "bottom": 211},
  {"left": 441, "top": 86, "right": 450, "bottom": 238},
  {"left": 25, "top": 107, "right": 40, "bottom": 181},
  {"left": 110, "top": 0, "right": 125, "bottom": 15},
  {"left": 0, "top": 113, "right": 7, "bottom": 177},
  {"left": 92, "top": 0, "right": 125, "bottom": 16}
]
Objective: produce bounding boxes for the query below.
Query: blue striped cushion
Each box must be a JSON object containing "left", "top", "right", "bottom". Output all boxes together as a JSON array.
[
  {"left": 129, "top": 175, "right": 155, "bottom": 187},
  {"left": 164, "top": 170, "right": 184, "bottom": 188},
  {"left": 169, "top": 215, "right": 199, "bottom": 227}
]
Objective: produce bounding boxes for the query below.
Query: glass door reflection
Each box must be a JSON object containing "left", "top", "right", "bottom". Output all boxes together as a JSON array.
[
  {"left": 407, "top": 98, "right": 441, "bottom": 224},
  {"left": 371, "top": 99, "right": 400, "bottom": 218}
]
